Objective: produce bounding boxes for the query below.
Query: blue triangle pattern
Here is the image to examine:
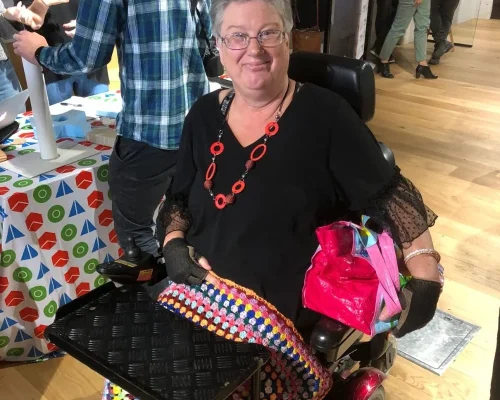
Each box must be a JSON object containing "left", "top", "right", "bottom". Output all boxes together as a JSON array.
[
  {"left": 28, "top": 346, "right": 45, "bottom": 358},
  {"left": 37, "top": 263, "right": 50, "bottom": 280},
  {"left": 39, "top": 173, "right": 56, "bottom": 182},
  {"left": 21, "top": 244, "right": 38, "bottom": 261},
  {"left": 0, "top": 317, "right": 17, "bottom": 331},
  {"left": 6, "top": 225, "right": 24, "bottom": 243},
  {"left": 81, "top": 219, "right": 96, "bottom": 235},
  {"left": 17, "top": 174, "right": 23, "bottom": 178},
  {"left": 48, "top": 278, "right": 63, "bottom": 294},
  {"left": 101, "top": 154, "right": 110, "bottom": 162},
  {"left": 69, "top": 201, "right": 85, "bottom": 217},
  {"left": 104, "top": 254, "right": 114, "bottom": 263},
  {"left": 15, "top": 329, "right": 32, "bottom": 342},
  {"left": 22, "top": 142, "right": 37, "bottom": 148},
  {"left": 92, "top": 237, "right": 107, "bottom": 252},
  {"left": 56, "top": 181, "right": 74, "bottom": 198},
  {"left": 0, "top": 206, "right": 8, "bottom": 219},
  {"left": 0, "top": 167, "right": 4, "bottom": 172},
  {"left": 60, "top": 293, "right": 72, "bottom": 307}
]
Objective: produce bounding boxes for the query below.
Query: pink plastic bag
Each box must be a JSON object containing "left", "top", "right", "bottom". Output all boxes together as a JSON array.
[{"left": 302, "top": 218, "right": 402, "bottom": 336}]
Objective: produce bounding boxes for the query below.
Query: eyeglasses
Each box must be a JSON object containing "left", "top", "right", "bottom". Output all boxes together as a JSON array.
[{"left": 221, "top": 30, "right": 285, "bottom": 50}]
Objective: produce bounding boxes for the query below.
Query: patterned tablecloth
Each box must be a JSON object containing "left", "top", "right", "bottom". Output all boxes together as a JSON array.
[{"left": 0, "top": 97, "right": 122, "bottom": 361}]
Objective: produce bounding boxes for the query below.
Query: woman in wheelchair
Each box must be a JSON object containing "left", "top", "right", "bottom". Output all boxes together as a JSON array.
[{"left": 102, "top": 0, "right": 443, "bottom": 398}]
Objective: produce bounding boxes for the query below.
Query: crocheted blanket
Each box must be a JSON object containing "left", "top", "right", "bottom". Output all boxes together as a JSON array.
[{"left": 103, "top": 278, "right": 333, "bottom": 400}]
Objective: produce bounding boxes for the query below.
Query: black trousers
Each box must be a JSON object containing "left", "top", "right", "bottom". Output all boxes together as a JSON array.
[
  {"left": 373, "top": 0, "right": 400, "bottom": 54},
  {"left": 492, "top": 310, "right": 500, "bottom": 399},
  {"left": 108, "top": 136, "right": 177, "bottom": 256},
  {"left": 430, "top": 0, "right": 460, "bottom": 44}
]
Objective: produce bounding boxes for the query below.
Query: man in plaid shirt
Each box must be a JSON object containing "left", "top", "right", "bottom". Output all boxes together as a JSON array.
[{"left": 13, "top": 0, "right": 211, "bottom": 256}]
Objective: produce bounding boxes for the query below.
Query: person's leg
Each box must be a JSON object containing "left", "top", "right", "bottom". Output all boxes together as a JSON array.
[
  {"left": 414, "top": 0, "right": 438, "bottom": 78},
  {"left": 0, "top": 59, "right": 22, "bottom": 104},
  {"left": 108, "top": 136, "right": 177, "bottom": 256},
  {"left": 379, "top": 0, "right": 417, "bottom": 62},
  {"left": 414, "top": 0, "right": 431, "bottom": 64},
  {"left": 373, "top": 0, "right": 395, "bottom": 54},
  {"left": 430, "top": 0, "right": 444, "bottom": 44},
  {"left": 45, "top": 78, "right": 75, "bottom": 105},
  {"left": 440, "top": 0, "right": 459, "bottom": 39},
  {"left": 74, "top": 75, "right": 109, "bottom": 97}
]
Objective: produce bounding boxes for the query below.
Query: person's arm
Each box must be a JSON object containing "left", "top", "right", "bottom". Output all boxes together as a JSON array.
[
  {"left": 14, "top": 0, "right": 120, "bottom": 72},
  {"left": 327, "top": 92, "right": 441, "bottom": 337},
  {"left": 156, "top": 103, "right": 215, "bottom": 285}
]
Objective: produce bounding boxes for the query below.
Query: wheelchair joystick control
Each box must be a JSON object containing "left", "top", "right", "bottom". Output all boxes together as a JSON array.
[
  {"left": 96, "top": 236, "right": 161, "bottom": 285},
  {"left": 124, "top": 236, "right": 141, "bottom": 262}
]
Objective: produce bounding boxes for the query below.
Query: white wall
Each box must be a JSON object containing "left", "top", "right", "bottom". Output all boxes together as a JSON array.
[
  {"left": 454, "top": 0, "right": 482, "bottom": 24},
  {"left": 479, "top": 1, "right": 493, "bottom": 19}
]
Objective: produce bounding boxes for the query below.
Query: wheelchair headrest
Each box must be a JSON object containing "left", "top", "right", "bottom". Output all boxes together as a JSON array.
[{"left": 288, "top": 52, "right": 376, "bottom": 123}]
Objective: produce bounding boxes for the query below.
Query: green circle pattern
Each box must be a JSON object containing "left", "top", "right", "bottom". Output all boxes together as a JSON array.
[
  {"left": 48, "top": 205, "right": 65, "bottom": 223},
  {"left": 6, "top": 348, "right": 24, "bottom": 357},
  {"left": 21, "top": 124, "right": 32, "bottom": 130},
  {"left": 78, "top": 159, "right": 97, "bottom": 167},
  {"left": 1, "top": 250, "right": 16, "bottom": 268},
  {"left": 13, "top": 179, "right": 34, "bottom": 188},
  {"left": 13, "top": 267, "right": 33, "bottom": 283},
  {"left": 34, "top": 185, "right": 52, "bottom": 203},
  {"left": 44, "top": 301, "right": 58, "bottom": 318},
  {"left": 18, "top": 149, "right": 36, "bottom": 156},
  {"left": 94, "top": 275, "right": 108, "bottom": 288},
  {"left": 97, "top": 165, "right": 109, "bottom": 182},
  {"left": 0, "top": 175, "right": 12, "bottom": 183},
  {"left": 2, "top": 146, "right": 16, "bottom": 152},
  {"left": 73, "top": 242, "right": 89, "bottom": 258},
  {"left": 85, "top": 259, "right": 99, "bottom": 274},
  {"left": 0, "top": 336, "right": 9, "bottom": 348},
  {"left": 61, "top": 224, "right": 77, "bottom": 241},
  {"left": 29, "top": 286, "right": 47, "bottom": 302}
]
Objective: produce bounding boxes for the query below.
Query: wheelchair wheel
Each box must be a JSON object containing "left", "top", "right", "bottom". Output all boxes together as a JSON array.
[{"left": 368, "top": 386, "right": 385, "bottom": 400}]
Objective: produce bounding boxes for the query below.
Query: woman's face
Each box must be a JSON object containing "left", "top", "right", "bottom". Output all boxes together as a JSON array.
[{"left": 218, "top": 0, "right": 290, "bottom": 92}]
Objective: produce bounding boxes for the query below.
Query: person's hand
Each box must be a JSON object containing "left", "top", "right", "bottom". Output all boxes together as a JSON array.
[
  {"left": 380, "top": 277, "right": 441, "bottom": 337},
  {"left": 162, "top": 237, "right": 218, "bottom": 285},
  {"left": 62, "top": 19, "right": 76, "bottom": 38},
  {"left": 40, "top": 0, "right": 69, "bottom": 5},
  {"left": 12, "top": 30, "right": 48, "bottom": 65},
  {"left": 3, "top": 2, "right": 43, "bottom": 30},
  {"left": 414, "top": 0, "right": 423, "bottom": 5}
]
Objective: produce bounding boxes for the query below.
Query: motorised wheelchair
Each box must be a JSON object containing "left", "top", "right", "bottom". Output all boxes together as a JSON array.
[{"left": 44, "top": 52, "right": 397, "bottom": 400}]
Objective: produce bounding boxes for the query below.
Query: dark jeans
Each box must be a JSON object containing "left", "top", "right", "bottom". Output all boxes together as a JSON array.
[
  {"left": 109, "top": 136, "right": 177, "bottom": 256},
  {"left": 373, "top": 0, "right": 400, "bottom": 54},
  {"left": 430, "top": 0, "right": 460, "bottom": 44}
]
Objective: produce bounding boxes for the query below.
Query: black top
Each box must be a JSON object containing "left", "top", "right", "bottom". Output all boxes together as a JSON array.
[
  {"left": 22, "top": 0, "right": 109, "bottom": 85},
  {"left": 172, "top": 83, "right": 403, "bottom": 322}
]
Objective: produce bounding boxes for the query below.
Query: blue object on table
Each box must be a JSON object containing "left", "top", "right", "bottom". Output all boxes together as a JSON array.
[{"left": 30, "top": 109, "right": 91, "bottom": 139}]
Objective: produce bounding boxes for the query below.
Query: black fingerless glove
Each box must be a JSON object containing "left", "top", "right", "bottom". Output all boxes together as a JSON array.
[
  {"left": 392, "top": 278, "right": 441, "bottom": 338},
  {"left": 162, "top": 238, "right": 208, "bottom": 285}
]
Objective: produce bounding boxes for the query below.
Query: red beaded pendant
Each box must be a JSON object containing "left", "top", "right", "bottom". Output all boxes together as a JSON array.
[{"left": 205, "top": 80, "right": 290, "bottom": 209}]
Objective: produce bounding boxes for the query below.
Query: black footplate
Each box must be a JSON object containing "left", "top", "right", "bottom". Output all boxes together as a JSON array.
[{"left": 44, "top": 283, "right": 269, "bottom": 400}]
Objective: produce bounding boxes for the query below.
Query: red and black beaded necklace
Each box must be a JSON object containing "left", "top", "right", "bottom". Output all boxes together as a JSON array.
[{"left": 204, "top": 80, "right": 291, "bottom": 209}]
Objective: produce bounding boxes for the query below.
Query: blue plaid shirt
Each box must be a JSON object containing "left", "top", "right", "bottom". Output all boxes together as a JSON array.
[{"left": 39, "top": 0, "right": 211, "bottom": 150}]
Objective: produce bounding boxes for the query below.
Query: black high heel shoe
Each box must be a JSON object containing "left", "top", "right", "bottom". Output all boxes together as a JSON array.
[
  {"left": 378, "top": 61, "right": 394, "bottom": 79},
  {"left": 416, "top": 65, "right": 438, "bottom": 79}
]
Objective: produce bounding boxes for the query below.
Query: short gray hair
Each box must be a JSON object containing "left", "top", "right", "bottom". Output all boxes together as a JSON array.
[{"left": 210, "top": 0, "right": 294, "bottom": 37}]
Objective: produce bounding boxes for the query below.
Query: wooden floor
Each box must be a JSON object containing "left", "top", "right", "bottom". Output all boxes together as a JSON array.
[{"left": 1, "top": 19, "right": 499, "bottom": 400}]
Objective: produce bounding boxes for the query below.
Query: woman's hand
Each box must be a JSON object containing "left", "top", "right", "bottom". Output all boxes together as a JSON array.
[
  {"left": 162, "top": 234, "right": 218, "bottom": 286},
  {"left": 414, "top": 0, "right": 423, "bottom": 5},
  {"left": 62, "top": 19, "right": 76, "bottom": 38},
  {"left": 379, "top": 230, "right": 442, "bottom": 337}
]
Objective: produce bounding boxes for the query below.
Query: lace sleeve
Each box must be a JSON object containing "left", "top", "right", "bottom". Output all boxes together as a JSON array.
[
  {"left": 156, "top": 193, "right": 192, "bottom": 245},
  {"left": 365, "top": 168, "right": 437, "bottom": 246}
]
